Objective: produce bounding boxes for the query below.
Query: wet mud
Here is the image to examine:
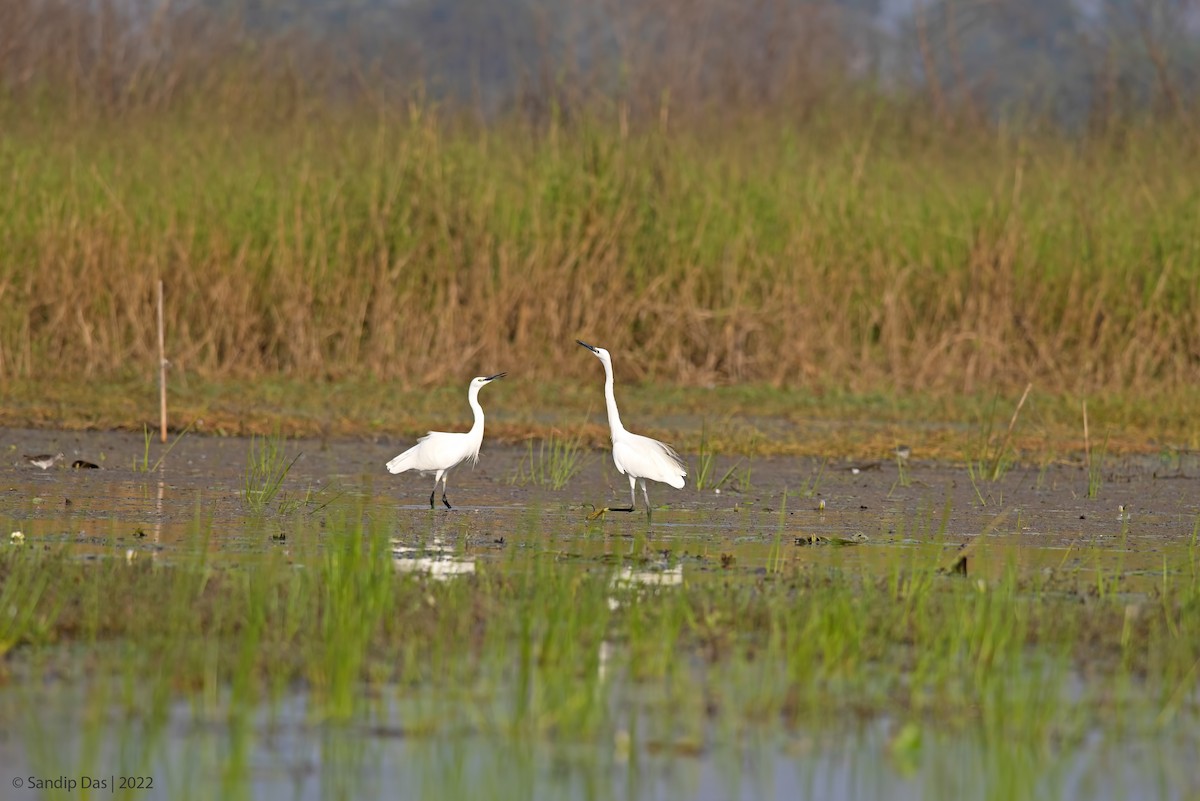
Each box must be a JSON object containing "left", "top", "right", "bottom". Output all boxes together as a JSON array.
[{"left": 4, "top": 426, "right": 1198, "bottom": 584}]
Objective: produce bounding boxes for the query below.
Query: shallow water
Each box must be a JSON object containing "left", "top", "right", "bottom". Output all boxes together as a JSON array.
[
  {"left": 2, "top": 685, "right": 1196, "bottom": 801},
  {"left": 4, "top": 427, "right": 1199, "bottom": 588},
  {"left": 2, "top": 427, "right": 1199, "bottom": 800}
]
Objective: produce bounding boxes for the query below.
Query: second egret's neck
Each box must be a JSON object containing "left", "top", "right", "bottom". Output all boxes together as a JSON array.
[
  {"left": 600, "top": 357, "right": 625, "bottom": 437},
  {"left": 467, "top": 386, "right": 486, "bottom": 440}
]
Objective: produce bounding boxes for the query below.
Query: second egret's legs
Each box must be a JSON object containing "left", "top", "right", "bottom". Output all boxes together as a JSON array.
[
  {"left": 440, "top": 472, "right": 453, "bottom": 510},
  {"left": 639, "top": 478, "right": 653, "bottom": 521}
]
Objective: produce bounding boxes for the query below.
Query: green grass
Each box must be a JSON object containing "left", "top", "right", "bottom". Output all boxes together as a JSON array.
[
  {"left": 134, "top": 421, "right": 194, "bottom": 473},
  {"left": 508, "top": 431, "right": 587, "bottom": 490},
  {"left": 0, "top": 492, "right": 1197, "bottom": 798},
  {"left": 242, "top": 433, "right": 302, "bottom": 515},
  {"left": 963, "top": 385, "right": 1033, "bottom": 497},
  {"left": 694, "top": 421, "right": 742, "bottom": 491}
]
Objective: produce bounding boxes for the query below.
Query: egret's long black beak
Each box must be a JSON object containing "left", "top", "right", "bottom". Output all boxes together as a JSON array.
[
  {"left": 576, "top": 340, "right": 598, "bottom": 353},
  {"left": 485, "top": 372, "right": 507, "bottom": 381}
]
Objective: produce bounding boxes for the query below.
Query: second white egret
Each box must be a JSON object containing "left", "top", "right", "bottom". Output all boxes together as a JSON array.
[
  {"left": 385, "top": 373, "right": 506, "bottom": 509},
  {"left": 577, "top": 340, "right": 686, "bottom": 520}
]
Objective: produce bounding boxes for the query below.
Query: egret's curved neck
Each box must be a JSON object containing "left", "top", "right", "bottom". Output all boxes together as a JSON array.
[
  {"left": 601, "top": 358, "right": 626, "bottom": 437},
  {"left": 467, "top": 386, "right": 486, "bottom": 441}
]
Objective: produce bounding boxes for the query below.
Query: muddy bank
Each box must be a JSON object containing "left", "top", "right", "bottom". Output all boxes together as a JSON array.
[{"left": 3, "top": 427, "right": 1197, "bottom": 581}]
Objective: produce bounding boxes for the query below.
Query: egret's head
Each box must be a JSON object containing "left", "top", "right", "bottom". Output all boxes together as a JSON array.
[
  {"left": 576, "top": 340, "right": 610, "bottom": 362},
  {"left": 470, "top": 373, "right": 506, "bottom": 390}
]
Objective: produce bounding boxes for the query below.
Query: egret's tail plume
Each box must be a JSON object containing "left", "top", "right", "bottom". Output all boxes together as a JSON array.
[{"left": 386, "top": 445, "right": 420, "bottom": 474}]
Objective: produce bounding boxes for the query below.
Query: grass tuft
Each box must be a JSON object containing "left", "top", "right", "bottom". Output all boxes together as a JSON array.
[
  {"left": 243, "top": 433, "right": 301, "bottom": 515},
  {"left": 509, "top": 431, "right": 587, "bottom": 490}
]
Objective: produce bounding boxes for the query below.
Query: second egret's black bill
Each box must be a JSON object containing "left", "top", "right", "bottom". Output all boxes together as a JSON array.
[
  {"left": 576, "top": 340, "right": 598, "bottom": 353},
  {"left": 485, "top": 372, "right": 507, "bottom": 381}
]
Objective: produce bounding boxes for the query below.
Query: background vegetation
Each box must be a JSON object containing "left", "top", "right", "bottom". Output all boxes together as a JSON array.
[{"left": 1, "top": 0, "right": 1198, "bottom": 431}]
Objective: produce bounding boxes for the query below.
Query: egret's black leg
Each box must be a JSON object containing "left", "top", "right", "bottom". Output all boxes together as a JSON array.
[
  {"left": 429, "top": 489, "right": 436, "bottom": 509},
  {"left": 585, "top": 504, "right": 635, "bottom": 521},
  {"left": 442, "top": 493, "right": 452, "bottom": 510},
  {"left": 585, "top": 478, "right": 639, "bottom": 521}
]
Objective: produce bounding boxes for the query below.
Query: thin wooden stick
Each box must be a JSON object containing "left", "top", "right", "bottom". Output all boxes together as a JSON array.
[
  {"left": 158, "top": 280, "right": 167, "bottom": 444},
  {"left": 1082, "top": 398, "right": 1090, "bottom": 465}
]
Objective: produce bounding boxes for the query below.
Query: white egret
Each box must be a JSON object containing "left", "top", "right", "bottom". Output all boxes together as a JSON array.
[
  {"left": 385, "top": 373, "right": 506, "bottom": 509},
  {"left": 576, "top": 340, "right": 686, "bottom": 519}
]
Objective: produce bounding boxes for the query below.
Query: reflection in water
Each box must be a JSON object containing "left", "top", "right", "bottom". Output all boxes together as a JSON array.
[
  {"left": 391, "top": 536, "right": 476, "bottom": 580},
  {"left": 612, "top": 564, "right": 684, "bottom": 589},
  {"left": 608, "top": 563, "right": 683, "bottom": 611},
  {"left": 3, "top": 677, "right": 1190, "bottom": 801},
  {"left": 602, "top": 563, "right": 685, "bottom": 684}
]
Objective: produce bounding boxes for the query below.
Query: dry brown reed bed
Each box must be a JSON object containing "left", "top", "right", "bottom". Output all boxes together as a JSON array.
[{"left": 1, "top": 1, "right": 1198, "bottom": 403}]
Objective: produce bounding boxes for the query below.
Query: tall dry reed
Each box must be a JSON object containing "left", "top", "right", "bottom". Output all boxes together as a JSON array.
[{"left": 1, "top": 1, "right": 1197, "bottom": 397}]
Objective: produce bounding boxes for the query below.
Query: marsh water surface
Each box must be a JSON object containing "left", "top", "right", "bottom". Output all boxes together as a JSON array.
[{"left": 2, "top": 428, "right": 1198, "bottom": 800}]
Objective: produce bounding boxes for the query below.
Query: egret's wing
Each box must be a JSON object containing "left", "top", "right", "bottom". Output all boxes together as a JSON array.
[
  {"left": 613, "top": 433, "right": 687, "bottom": 488},
  {"left": 427, "top": 431, "right": 479, "bottom": 471},
  {"left": 388, "top": 431, "right": 472, "bottom": 474}
]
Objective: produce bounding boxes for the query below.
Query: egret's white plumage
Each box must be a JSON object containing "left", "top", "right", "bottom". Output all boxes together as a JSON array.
[
  {"left": 577, "top": 340, "right": 686, "bottom": 518},
  {"left": 385, "top": 373, "right": 505, "bottom": 509}
]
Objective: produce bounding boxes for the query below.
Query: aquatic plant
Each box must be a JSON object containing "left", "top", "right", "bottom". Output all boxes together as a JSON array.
[
  {"left": 243, "top": 433, "right": 301, "bottom": 514},
  {"left": 134, "top": 421, "right": 194, "bottom": 473},
  {"left": 509, "top": 431, "right": 587, "bottom": 490}
]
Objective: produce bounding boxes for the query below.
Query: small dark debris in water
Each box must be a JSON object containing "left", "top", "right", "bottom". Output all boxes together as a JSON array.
[
  {"left": 644, "top": 738, "right": 705, "bottom": 757},
  {"left": 796, "top": 533, "right": 868, "bottom": 547},
  {"left": 364, "top": 725, "right": 407, "bottom": 740},
  {"left": 1079, "top": 515, "right": 1086, "bottom": 519},
  {"left": 64, "top": 498, "right": 72, "bottom": 507},
  {"left": 860, "top": 505, "right": 869, "bottom": 510},
  {"left": 719, "top": 553, "right": 736, "bottom": 569},
  {"left": 71, "top": 460, "right": 99, "bottom": 469},
  {"left": 493, "top": 536, "right": 505, "bottom": 545},
  {"left": 938, "top": 541, "right": 977, "bottom": 575},
  {"left": 271, "top": 533, "right": 287, "bottom": 542},
  {"left": 134, "top": 528, "right": 146, "bottom": 539}
]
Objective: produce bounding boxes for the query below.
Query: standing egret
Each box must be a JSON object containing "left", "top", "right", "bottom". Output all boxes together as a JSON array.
[
  {"left": 577, "top": 340, "right": 686, "bottom": 520},
  {"left": 385, "top": 373, "right": 506, "bottom": 509}
]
